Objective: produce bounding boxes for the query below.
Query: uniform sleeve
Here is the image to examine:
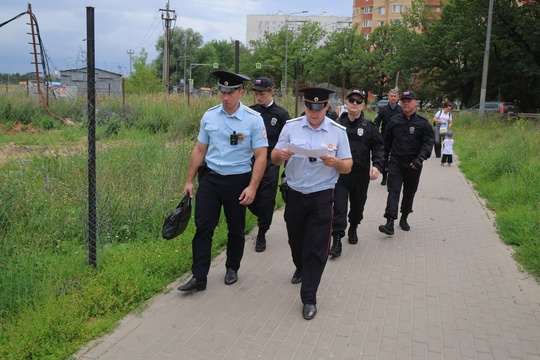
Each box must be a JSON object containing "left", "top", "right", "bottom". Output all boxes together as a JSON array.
[
  {"left": 370, "top": 123, "right": 385, "bottom": 171},
  {"left": 197, "top": 114, "right": 210, "bottom": 145},
  {"left": 336, "top": 130, "right": 352, "bottom": 160},
  {"left": 373, "top": 110, "right": 382, "bottom": 130},
  {"left": 275, "top": 123, "right": 290, "bottom": 150},
  {"left": 251, "top": 114, "right": 269, "bottom": 149}
]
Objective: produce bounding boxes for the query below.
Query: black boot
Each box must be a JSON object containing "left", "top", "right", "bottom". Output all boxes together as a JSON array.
[
  {"left": 378, "top": 219, "right": 394, "bottom": 235},
  {"left": 329, "top": 235, "right": 342, "bottom": 257},
  {"left": 381, "top": 173, "right": 387, "bottom": 186},
  {"left": 399, "top": 214, "right": 410, "bottom": 231},
  {"left": 254, "top": 228, "right": 267, "bottom": 252},
  {"left": 347, "top": 224, "right": 358, "bottom": 244}
]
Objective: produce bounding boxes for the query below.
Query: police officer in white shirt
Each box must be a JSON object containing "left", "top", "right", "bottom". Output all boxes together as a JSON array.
[{"left": 271, "top": 87, "right": 352, "bottom": 320}]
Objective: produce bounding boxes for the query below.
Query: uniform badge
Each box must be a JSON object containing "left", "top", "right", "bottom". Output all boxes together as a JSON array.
[
  {"left": 271, "top": 117, "right": 278, "bottom": 126},
  {"left": 357, "top": 128, "right": 364, "bottom": 136},
  {"left": 326, "top": 143, "right": 335, "bottom": 151},
  {"left": 237, "top": 132, "right": 245, "bottom": 142},
  {"left": 409, "top": 127, "right": 415, "bottom": 134}
]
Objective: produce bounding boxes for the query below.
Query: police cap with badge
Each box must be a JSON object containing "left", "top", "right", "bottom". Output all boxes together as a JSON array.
[
  {"left": 300, "top": 87, "right": 335, "bottom": 111},
  {"left": 212, "top": 70, "right": 250, "bottom": 93}
]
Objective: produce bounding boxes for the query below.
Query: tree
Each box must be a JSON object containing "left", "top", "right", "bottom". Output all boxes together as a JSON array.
[{"left": 124, "top": 49, "right": 162, "bottom": 94}]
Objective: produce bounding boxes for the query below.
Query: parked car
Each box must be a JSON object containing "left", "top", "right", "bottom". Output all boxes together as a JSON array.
[
  {"left": 375, "top": 99, "right": 389, "bottom": 111},
  {"left": 464, "top": 102, "right": 518, "bottom": 117}
]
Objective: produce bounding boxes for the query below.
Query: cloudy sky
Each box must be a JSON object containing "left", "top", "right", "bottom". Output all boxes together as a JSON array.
[{"left": 0, "top": 0, "right": 352, "bottom": 77}]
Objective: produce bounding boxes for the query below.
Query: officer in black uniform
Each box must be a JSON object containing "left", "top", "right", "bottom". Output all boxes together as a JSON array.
[
  {"left": 329, "top": 90, "right": 384, "bottom": 258},
  {"left": 379, "top": 90, "right": 433, "bottom": 235},
  {"left": 374, "top": 88, "right": 402, "bottom": 186},
  {"left": 248, "top": 77, "right": 291, "bottom": 252},
  {"left": 178, "top": 71, "right": 268, "bottom": 292}
]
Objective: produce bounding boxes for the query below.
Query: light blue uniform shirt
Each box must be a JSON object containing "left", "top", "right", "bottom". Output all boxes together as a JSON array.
[
  {"left": 275, "top": 116, "right": 352, "bottom": 194},
  {"left": 198, "top": 102, "right": 268, "bottom": 175}
]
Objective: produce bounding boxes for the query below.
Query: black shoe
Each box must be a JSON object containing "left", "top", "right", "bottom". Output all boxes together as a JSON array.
[
  {"left": 178, "top": 277, "right": 207, "bottom": 292},
  {"left": 399, "top": 216, "right": 410, "bottom": 231},
  {"left": 328, "top": 236, "right": 342, "bottom": 257},
  {"left": 291, "top": 269, "right": 303, "bottom": 284},
  {"left": 224, "top": 268, "right": 238, "bottom": 285},
  {"left": 348, "top": 226, "right": 358, "bottom": 244},
  {"left": 302, "top": 304, "right": 317, "bottom": 320},
  {"left": 254, "top": 232, "right": 266, "bottom": 252},
  {"left": 381, "top": 178, "right": 387, "bottom": 186},
  {"left": 378, "top": 219, "right": 394, "bottom": 235}
]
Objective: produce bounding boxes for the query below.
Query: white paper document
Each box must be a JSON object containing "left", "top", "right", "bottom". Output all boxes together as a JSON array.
[{"left": 287, "top": 143, "right": 327, "bottom": 158}]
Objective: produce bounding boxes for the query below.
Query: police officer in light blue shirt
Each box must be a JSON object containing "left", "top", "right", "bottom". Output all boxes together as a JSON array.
[
  {"left": 179, "top": 71, "right": 268, "bottom": 293},
  {"left": 271, "top": 87, "right": 352, "bottom": 320}
]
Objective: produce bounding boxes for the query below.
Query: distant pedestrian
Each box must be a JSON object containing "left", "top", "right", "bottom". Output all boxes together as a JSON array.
[
  {"left": 441, "top": 131, "right": 454, "bottom": 166},
  {"left": 178, "top": 71, "right": 268, "bottom": 293},
  {"left": 374, "top": 88, "right": 402, "bottom": 186},
  {"left": 379, "top": 90, "right": 434, "bottom": 235},
  {"left": 271, "top": 87, "right": 352, "bottom": 320},
  {"left": 249, "top": 77, "right": 291, "bottom": 252},
  {"left": 432, "top": 102, "right": 453, "bottom": 158}
]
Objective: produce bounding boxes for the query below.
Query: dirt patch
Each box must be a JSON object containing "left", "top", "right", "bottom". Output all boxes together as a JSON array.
[{"left": 2, "top": 123, "right": 41, "bottom": 135}]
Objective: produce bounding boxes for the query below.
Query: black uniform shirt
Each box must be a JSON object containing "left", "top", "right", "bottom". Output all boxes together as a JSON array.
[
  {"left": 250, "top": 102, "right": 290, "bottom": 157},
  {"left": 384, "top": 111, "right": 434, "bottom": 161},
  {"left": 374, "top": 104, "right": 403, "bottom": 136},
  {"left": 337, "top": 112, "right": 384, "bottom": 172}
]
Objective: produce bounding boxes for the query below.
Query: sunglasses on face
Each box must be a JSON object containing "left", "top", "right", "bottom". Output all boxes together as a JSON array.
[{"left": 348, "top": 98, "right": 364, "bottom": 105}]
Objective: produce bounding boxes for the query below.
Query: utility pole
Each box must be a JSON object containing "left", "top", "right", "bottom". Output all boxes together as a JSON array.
[
  {"left": 127, "top": 49, "right": 134, "bottom": 75},
  {"left": 160, "top": 1, "right": 176, "bottom": 93}
]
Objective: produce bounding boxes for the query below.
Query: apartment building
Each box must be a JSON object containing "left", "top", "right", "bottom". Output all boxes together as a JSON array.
[
  {"left": 245, "top": 12, "right": 352, "bottom": 49},
  {"left": 352, "top": 0, "right": 445, "bottom": 37}
]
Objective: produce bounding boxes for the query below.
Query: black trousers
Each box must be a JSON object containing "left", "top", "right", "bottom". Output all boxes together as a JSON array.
[
  {"left": 441, "top": 154, "right": 453, "bottom": 164},
  {"left": 191, "top": 171, "right": 251, "bottom": 281},
  {"left": 248, "top": 161, "right": 280, "bottom": 231},
  {"left": 332, "top": 169, "right": 370, "bottom": 237},
  {"left": 284, "top": 188, "right": 333, "bottom": 305},
  {"left": 433, "top": 127, "right": 444, "bottom": 158},
  {"left": 384, "top": 158, "right": 422, "bottom": 220}
]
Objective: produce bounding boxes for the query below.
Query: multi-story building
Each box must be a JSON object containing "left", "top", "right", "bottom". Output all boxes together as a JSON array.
[
  {"left": 246, "top": 12, "right": 352, "bottom": 49},
  {"left": 352, "top": 0, "right": 445, "bottom": 37}
]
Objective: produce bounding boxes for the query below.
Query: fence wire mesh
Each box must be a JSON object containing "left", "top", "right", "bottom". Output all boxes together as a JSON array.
[{"left": 0, "top": 89, "right": 210, "bottom": 327}]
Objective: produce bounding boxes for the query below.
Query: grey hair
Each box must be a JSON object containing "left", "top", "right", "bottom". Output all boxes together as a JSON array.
[{"left": 389, "top": 88, "right": 399, "bottom": 94}]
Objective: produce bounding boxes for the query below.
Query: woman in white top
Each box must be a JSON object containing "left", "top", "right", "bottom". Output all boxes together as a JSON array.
[{"left": 433, "top": 102, "right": 453, "bottom": 158}]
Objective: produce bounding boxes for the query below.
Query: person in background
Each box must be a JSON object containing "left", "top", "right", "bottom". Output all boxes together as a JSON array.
[
  {"left": 178, "top": 71, "right": 268, "bottom": 292},
  {"left": 329, "top": 90, "right": 384, "bottom": 258},
  {"left": 374, "top": 89, "right": 402, "bottom": 186},
  {"left": 441, "top": 131, "right": 454, "bottom": 166},
  {"left": 432, "top": 102, "right": 453, "bottom": 158},
  {"left": 271, "top": 87, "right": 352, "bottom": 320},
  {"left": 248, "top": 77, "right": 291, "bottom": 252},
  {"left": 379, "top": 90, "right": 433, "bottom": 236}
]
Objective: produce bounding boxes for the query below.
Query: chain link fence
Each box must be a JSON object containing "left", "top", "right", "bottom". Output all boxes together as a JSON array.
[{"left": 0, "top": 87, "right": 209, "bottom": 327}]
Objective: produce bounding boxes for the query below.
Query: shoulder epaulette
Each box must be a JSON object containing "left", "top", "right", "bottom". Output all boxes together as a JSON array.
[
  {"left": 244, "top": 106, "right": 261, "bottom": 116},
  {"left": 286, "top": 117, "right": 302, "bottom": 123},
  {"left": 206, "top": 104, "right": 220, "bottom": 112},
  {"left": 330, "top": 119, "right": 346, "bottom": 130}
]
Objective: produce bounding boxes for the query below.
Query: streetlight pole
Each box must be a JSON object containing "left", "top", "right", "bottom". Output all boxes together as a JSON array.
[
  {"left": 284, "top": 11, "right": 307, "bottom": 94},
  {"left": 479, "top": 0, "right": 495, "bottom": 122}
]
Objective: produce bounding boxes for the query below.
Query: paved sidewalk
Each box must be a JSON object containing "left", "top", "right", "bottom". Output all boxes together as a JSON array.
[{"left": 76, "top": 158, "right": 540, "bottom": 360}]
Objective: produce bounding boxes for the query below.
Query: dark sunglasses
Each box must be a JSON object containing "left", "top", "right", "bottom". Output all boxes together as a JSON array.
[{"left": 348, "top": 98, "right": 364, "bottom": 105}]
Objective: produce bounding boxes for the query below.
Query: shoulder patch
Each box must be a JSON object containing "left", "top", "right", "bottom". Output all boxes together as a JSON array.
[
  {"left": 330, "top": 119, "right": 346, "bottom": 130},
  {"left": 207, "top": 104, "right": 220, "bottom": 112},
  {"left": 245, "top": 107, "right": 261, "bottom": 116},
  {"left": 286, "top": 116, "right": 302, "bottom": 123}
]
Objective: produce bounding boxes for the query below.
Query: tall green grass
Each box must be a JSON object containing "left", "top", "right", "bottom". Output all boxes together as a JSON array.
[{"left": 454, "top": 115, "right": 540, "bottom": 278}]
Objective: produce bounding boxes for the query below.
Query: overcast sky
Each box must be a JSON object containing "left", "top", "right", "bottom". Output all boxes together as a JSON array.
[{"left": 0, "top": 0, "right": 352, "bottom": 77}]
